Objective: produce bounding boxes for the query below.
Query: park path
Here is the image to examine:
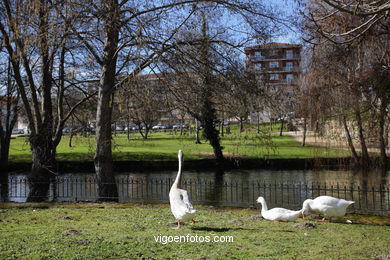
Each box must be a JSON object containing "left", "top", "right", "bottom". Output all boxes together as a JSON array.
[{"left": 286, "top": 131, "right": 389, "bottom": 153}]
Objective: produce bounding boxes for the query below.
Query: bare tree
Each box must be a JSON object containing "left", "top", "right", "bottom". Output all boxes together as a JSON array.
[
  {"left": 221, "top": 63, "right": 260, "bottom": 134},
  {"left": 58, "top": 0, "right": 280, "bottom": 196},
  {"left": 0, "top": 0, "right": 96, "bottom": 201},
  {"left": 300, "top": 0, "right": 390, "bottom": 43},
  {"left": 302, "top": 0, "right": 390, "bottom": 168},
  {"left": 123, "top": 75, "right": 168, "bottom": 140},
  {"left": 0, "top": 53, "right": 19, "bottom": 201},
  {"left": 160, "top": 13, "right": 228, "bottom": 162}
]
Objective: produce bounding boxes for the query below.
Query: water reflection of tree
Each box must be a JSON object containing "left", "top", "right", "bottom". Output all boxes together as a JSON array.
[
  {"left": 352, "top": 169, "right": 389, "bottom": 213},
  {"left": 0, "top": 172, "right": 8, "bottom": 202},
  {"left": 213, "top": 169, "right": 224, "bottom": 206}
]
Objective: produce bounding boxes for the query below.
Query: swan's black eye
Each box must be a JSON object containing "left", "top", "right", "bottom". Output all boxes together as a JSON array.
[{"left": 180, "top": 195, "right": 183, "bottom": 200}]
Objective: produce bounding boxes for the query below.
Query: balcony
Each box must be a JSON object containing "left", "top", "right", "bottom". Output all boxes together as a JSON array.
[
  {"left": 283, "top": 54, "right": 300, "bottom": 59},
  {"left": 249, "top": 54, "right": 300, "bottom": 61},
  {"left": 283, "top": 66, "right": 299, "bottom": 72},
  {"left": 248, "top": 54, "right": 265, "bottom": 61},
  {"left": 283, "top": 78, "right": 296, "bottom": 84}
]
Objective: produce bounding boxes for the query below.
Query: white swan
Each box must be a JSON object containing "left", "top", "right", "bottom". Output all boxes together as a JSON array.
[
  {"left": 169, "top": 150, "right": 196, "bottom": 229},
  {"left": 302, "top": 196, "right": 354, "bottom": 221},
  {"left": 256, "top": 197, "right": 302, "bottom": 222}
]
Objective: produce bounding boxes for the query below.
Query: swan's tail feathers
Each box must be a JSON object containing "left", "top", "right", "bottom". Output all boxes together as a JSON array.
[{"left": 348, "top": 201, "right": 355, "bottom": 205}]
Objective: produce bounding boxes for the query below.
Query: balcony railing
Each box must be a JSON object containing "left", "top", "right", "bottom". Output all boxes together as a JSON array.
[
  {"left": 249, "top": 55, "right": 300, "bottom": 61},
  {"left": 283, "top": 66, "right": 299, "bottom": 72},
  {"left": 283, "top": 54, "right": 300, "bottom": 59},
  {"left": 249, "top": 55, "right": 265, "bottom": 61}
]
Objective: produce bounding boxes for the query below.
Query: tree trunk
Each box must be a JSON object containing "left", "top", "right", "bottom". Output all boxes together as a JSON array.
[
  {"left": 95, "top": 91, "right": 118, "bottom": 201},
  {"left": 127, "top": 115, "right": 131, "bottom": 141},
  {"left": 378, "top": 99, "right": 387, "bottom": 168},
  {"left": 239, "top": 118, "right": 244, "bottom": 133},
  {"left": 199, "top": 13, "right": 224, "bottom": 164},
  {"left": 221, "top": 119, "right": 224, "bottom": 137},
  {"left": 27, "top": 133, "right": 56, "bottom": 202},
  {"left": 0, "top": 58, "right": 17, "bottom": 201},
  {"left": 0, "top": 137, "right": 10, "bottom": 202},
  {"left": 201, "top": 99, "right": 224, "bottom": 162},
  {"left": 195, "top": 119, "right": 201, "bottom": 144},
  {"left": 94, "top": 0, "right": 120, "bottom": 201},
  {"left": 69, "top": 129, "right": 74, "bottom": 148},
  {"left": 341, "top": 115, "right": 359, "bottom": 164},
  {"left": 279, "top": 119, "right": 284, "bottom": 137},
  {"left": 354, "top": 108, "right": 370, "bottom": 166},
  {"left": 144, "top": 126, "right": 150, "bottom": 139},
  {"left": 180, "top": 116, "right": 184, "bottom": 136},
  {"left": 257, "top": 112, "right": 260, "bottom": 134},
  {"left": 302, "top": 117, "right": 307, "bottom": 147}
]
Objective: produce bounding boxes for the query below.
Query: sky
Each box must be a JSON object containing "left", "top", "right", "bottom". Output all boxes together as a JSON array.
[{"left": 268, "top": 0, "right": 302, "bottom": 44}]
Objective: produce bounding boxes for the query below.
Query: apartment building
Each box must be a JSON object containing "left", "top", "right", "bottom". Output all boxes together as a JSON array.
[
  {"left": 244, "top": 42, "right": 302, "bottom": 86},
  {"left": 245, "top": 43, "right": 302, "bottom": 123}
]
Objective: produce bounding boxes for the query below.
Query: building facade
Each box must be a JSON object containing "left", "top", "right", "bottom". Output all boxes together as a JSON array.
[
  {"left": 244, "top": 42, "right": 302, "bottom": 85},
  {"left": 244, "top": 43, "right": 302, "bottom": 123}
]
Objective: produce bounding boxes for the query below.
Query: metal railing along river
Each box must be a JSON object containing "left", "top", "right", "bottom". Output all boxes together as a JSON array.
[{"left": 2, "top": 176, "right": 390, "bottom": 215}]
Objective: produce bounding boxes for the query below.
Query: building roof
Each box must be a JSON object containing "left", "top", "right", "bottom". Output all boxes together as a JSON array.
[{"left": 245, "top": 42, "right": 302, "bottom": 52}]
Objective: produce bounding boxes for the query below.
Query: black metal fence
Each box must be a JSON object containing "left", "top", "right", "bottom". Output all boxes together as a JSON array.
[{"left": 2, "top": 176, "right": 390, "bottom": 215}]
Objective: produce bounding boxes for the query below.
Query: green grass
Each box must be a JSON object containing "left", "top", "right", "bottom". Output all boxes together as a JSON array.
[
  {"left": 8, "top": 124, "right": 351, "bottom": 162},
  {"left": 0, "top": 203, "right": 389, "bottom": 259}
]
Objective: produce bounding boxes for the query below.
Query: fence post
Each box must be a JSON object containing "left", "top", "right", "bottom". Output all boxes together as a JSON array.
[{"left": 350, "top": 185, "right": 354, "bottom": 211}]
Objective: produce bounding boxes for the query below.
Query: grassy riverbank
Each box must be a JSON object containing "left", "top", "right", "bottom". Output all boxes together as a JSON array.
[
  {"left": 0, "top": 203, "right": 389, "bottom": 259},
  {"left": 8, "top": 124, "right": 351, "bottom": 162}
]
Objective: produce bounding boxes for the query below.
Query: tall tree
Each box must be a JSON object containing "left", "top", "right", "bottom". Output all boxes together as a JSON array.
[
  {"left": 0, "top": 53, "right": 19, "bottom": 201},
  {"left": 198, "top": 13, "right": 224, "bottom": 161},
  {"left": 0, "top": 0, "right": 96, "bottom": 201},
  {"left": 63, "top": 0, "right": 278, "bottom": 197}
]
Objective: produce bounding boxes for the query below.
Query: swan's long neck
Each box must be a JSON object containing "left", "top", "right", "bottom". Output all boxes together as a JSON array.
[
  {"left": 172, "top": 152, "right": 183, "bottom": 188},
  {"left": 260, "top": 199, "right": 268, "bottom": 212},
  {"left": 302, "top": 199, "right": 312, "bottom": 212}
]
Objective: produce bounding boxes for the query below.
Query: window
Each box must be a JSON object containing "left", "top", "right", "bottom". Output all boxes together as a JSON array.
[
  {"left": 286, "top": 74, "right": 294, "bottom": 83},
  {"left": 254, "top": 51, "right": 264, "bottom": 60},
  {"left": 269, "top": 49, "right": 278, "bottom": 56},
  {"left": 269, "top": 61, "right": 279, "bottom": 68},
  {"left": 270, "top": 74, "right": 279, "bottom": 80},
  {"left": 285, "top": 49, "right": 293, "bottom": 59},
  {"left": 285, "top": 62, "right": 294, "bottom": 71},
  {"left": 254, "top": 63, "right": 262, "bottom": 71}
]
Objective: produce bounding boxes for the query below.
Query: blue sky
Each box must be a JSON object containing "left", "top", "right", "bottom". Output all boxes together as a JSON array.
[{"left": 268, "top": 0, "right": 302, "bottom": 44}]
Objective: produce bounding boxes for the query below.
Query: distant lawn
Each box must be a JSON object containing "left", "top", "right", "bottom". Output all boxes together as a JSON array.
[
  {"left": 8, "top": 124, "right": 351, "bottom": 162},
  {"left": 0, "top": 203, "right": 389, "bottom": 259}
]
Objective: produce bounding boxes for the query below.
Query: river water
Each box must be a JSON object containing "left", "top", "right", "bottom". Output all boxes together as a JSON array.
[{"left": 5, "top": 169, "right": 390, "bottom": 215}]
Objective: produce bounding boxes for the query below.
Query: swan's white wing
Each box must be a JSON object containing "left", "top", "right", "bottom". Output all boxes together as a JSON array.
[
  {"left": 315, "top": 196, "right": 343, "bottom": 206},
  {"left": 263, "top": 208, "right": 301, "bottom": 221},
  {"left": 178, "top": 188, "right": 196, "bottom": 213}
]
